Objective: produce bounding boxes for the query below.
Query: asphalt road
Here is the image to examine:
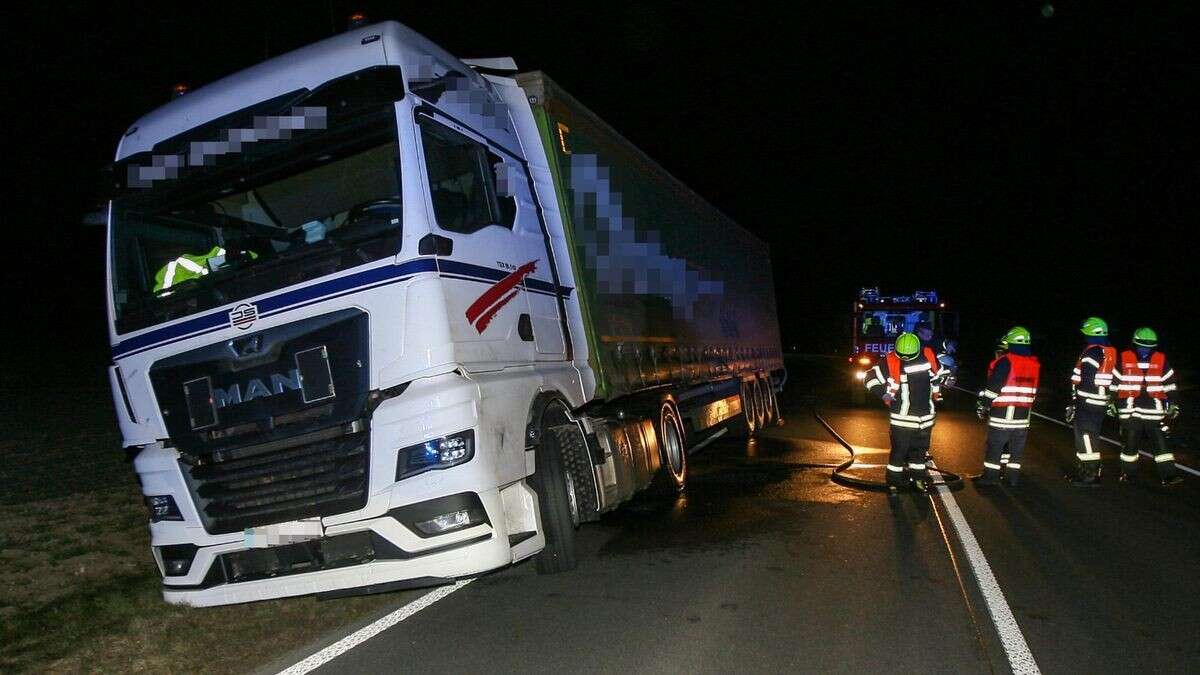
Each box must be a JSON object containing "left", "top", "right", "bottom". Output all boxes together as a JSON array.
[{"left": 273, "top": 357, "right": 1200, "bottom": 674}]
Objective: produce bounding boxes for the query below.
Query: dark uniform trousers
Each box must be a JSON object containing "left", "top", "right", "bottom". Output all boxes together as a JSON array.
[
  {"left": 985, "top": 428, "right": 1029, "bottom": 472},
  {"left": 1119, "top": 418, "right": 1177, "bottom": 480},
  {"left": 888, "top": 426, "right": 932, "bottom": 488},
  {"left": 1073, "top": 404, "right": 1105, "bottom": 480}
]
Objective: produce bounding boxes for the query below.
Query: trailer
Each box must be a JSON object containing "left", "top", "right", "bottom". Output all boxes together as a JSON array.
[{"left": 103, "top": 20, "right": 784, "bottom": 606}]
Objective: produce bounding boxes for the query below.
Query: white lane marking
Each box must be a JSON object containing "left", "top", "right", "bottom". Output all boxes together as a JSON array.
[
  {"left": 949, "top": 385, "right": 1199, "bottom": 478},
  {"left": 276, "top": 579, "right": 474, "bottom": 675},
  {"left": 930, "top": 465, "right": 1041, "bottom": 674}
]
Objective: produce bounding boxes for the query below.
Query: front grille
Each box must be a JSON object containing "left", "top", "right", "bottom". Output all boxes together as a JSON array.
[{"left": 182, "top": 427, "right": 369, "bottom": 534}]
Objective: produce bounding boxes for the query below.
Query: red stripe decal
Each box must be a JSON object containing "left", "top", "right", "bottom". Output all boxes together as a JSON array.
[
  {"left": 474, "top": 290, "right": 519, "bottom": 333},
  {"left": 465, "top": 260, "right": 537, "bottom": 325}
]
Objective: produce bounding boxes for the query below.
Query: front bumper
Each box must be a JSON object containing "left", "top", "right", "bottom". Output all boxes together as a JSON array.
[{"left": 162, "top": 487, "right": 513, "bottom": 607}]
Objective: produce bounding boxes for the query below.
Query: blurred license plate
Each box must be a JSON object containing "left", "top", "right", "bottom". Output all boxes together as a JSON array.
[{"left": 243, "top": 519, "right": 323, "bottom": 548}]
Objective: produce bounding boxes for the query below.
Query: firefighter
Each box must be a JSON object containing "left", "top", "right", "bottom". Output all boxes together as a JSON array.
[
  {"left": 913, "top": 321, "right": 956, "bottom": 387},
  {"left": 936, "top": 338, "right": 958, "bottom": 389},
  {"left": 1066, "top": 317, "right": 1117, "bottom": 486},
  {"left": 914, "top": 321, "right": 935, "bottom": 349},
  {"left": 1113, "top": 328, "right": 1183, "bottom": 485},
  {"left": 974, "top": 327, "right": 1040, "bottom": 486},
  {"left": 864, "top": 332, "right": 943, "bottom": 493},
  {"left": 988, "top": 334, "right": 1011, "bottom": 468}
]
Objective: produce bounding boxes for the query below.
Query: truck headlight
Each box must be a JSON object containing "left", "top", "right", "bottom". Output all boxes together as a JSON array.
[
  {"left": 145, "top": 495, "right": 183, "bottom": 522},
  {"left": 414, "top": 509, "right": 476, "bottom": 535},
  {"left": 396, "top": 430, "right": 475, "bottom": 480},
  {"left": 855, "top": 371, "right": 867, "bottom": 381}
]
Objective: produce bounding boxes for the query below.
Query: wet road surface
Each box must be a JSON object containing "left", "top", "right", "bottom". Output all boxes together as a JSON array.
[{"left": 271, "top": 357, "right": 1200, "bottom": 674}]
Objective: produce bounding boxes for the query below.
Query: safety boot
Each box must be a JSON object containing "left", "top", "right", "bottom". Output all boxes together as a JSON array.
[
  {"left": 1155, "top": 454, "right": 1180, "bottom": 486},
  {"left": 1070, "top": 464, "right": 1101, "bottom": 487},
  {"left": 1119, "top": 453, "right": 1139, "bottom": 483},
  {"left": 1004, "top": 466, "right": 1020, "bottom": 487},
  {"left": 908, "top": 463, "right": 930, "bottom": 493}
]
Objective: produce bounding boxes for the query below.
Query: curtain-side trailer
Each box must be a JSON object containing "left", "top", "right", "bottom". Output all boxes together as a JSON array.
[{"left": 104, "top": 20, "right": 784, "bottom": 606}]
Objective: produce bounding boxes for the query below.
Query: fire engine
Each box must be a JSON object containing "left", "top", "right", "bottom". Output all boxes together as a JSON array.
[{"left": 848, "top": 288, "right": 957, "bottom": 400}]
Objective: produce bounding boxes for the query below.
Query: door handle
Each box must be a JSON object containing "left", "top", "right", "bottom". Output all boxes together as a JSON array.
[{"left": 518, "top": 314, "right": 534, "bottom": 341}]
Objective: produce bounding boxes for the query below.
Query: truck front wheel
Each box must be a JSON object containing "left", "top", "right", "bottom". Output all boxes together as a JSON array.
[{"left": 532, "top": 426, "right": 584, "bottom": 574}]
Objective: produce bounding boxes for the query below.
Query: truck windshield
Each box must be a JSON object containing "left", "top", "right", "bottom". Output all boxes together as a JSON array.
[
  {"left": 859, "top": 310, "right": 935, "bottom": 337},
  {"left": 110, "top": 109, "right": 401, "bottom": 334}
]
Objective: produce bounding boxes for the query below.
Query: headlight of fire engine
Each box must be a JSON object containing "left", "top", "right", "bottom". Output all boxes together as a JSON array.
[
  {"left": 145, "top": 495, "right": 183, "bottom": 522},
  {"left": 855, "top": 371, "right": 867, "bottom": 381},
  {"left": 856, "top": 356, "right": 872, "bottom": 366},
  {"left": 396, "top": 430, "right": 475, "bottom": 481}
]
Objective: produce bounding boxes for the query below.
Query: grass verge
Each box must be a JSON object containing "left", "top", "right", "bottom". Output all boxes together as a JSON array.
[{"left": 0, "top": 486, "right": 400, "bottom": 673}]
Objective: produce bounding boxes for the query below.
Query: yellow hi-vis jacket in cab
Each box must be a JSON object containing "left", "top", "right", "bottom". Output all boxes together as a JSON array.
[{"left": 153, "top": 246, "right": 257, "bottom": 292}]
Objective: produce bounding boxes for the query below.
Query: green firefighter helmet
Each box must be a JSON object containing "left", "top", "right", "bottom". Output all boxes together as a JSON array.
[
  {"left": 895, "top": 332, "right": 921, "bottom": 359},
  {"left": 1080, "top": 316, "right": 1108, "bottom": 336},
  {"left": 1132, "top": 326, "right": 1158, "bottom": 348},
  {"left": 1003, "top": 326, "right": 1031, "bottom": 345}
]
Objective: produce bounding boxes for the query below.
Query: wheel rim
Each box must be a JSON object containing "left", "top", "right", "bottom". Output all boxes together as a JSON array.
[
  {"left": 662, "top": 406, "right": 685, "bottom": 478},
  {"left": 563, "top": 469, "right": 580, "bottom": 527}
]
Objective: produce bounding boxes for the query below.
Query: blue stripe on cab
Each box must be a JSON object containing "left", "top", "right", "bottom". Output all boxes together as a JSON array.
[{"left": 110, "top": 257, "right": 571, "bottom": 359}]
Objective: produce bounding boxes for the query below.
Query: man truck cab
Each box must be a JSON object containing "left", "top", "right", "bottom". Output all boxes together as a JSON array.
[{"left": 105, "top": 21, "right": 784, "bottom": 606}]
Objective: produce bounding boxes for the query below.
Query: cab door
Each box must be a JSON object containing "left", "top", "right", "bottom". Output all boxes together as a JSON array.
[{"left": 414, "top": 109, "right": 565, "bottom": 366}]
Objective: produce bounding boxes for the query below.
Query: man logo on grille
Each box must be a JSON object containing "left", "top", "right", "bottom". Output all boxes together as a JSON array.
[{"left": 229, "top": 303, "right": 259, "bottom": 330}]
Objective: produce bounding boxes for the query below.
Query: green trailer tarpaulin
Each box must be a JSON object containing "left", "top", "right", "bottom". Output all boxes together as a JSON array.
[{"left": 517, "top": 72, "right": 784, "bottom": 400}]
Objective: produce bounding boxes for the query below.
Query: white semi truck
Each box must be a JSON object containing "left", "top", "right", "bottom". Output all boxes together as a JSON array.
[{"left": 105, "top": 20, "right": 784, "bottom": 606}]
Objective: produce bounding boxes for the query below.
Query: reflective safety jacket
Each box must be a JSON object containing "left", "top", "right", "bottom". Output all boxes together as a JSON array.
[
  {"left": 865, "top": 349, "right": 941, "bottom": 429},
  {"left": 153, "top": 246, "right": 259, "bottom": 292},
  {"left": 980, "top": 353, "right": 1040, "bottom": 429},
  {"left": 1114, "top": 350, "right": 1176, "bottom": 420},
  {"left": 154, "top": 246, "right": 225, "bottom": 292},
  {"left": 1071, "top": 343, "right": 1117, "bottom": 408}
]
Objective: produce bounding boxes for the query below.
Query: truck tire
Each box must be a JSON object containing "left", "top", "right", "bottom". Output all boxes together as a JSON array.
[
  {"left": 737, "top": 378, "right": 758, "bottom": 436},
  {"left": 761, "top": 375, "right": 779, "bottom": 426},
  {"left": 532, "top": 425, "right": 585, "bottom": 574},
  {"left": 753, "top": 377, "right": 768, "bottom": 431},
  {"left": 653, "top": 400, "right": 688, "bottom": 493}
]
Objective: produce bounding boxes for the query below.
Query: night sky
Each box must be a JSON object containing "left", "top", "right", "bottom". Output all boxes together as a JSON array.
[{"left": 5, "top": 2, "right": 1196, "bottom": 382}]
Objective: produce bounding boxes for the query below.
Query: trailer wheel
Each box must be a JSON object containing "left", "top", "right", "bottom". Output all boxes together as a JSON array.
[
  {"left": 752, "top": 377, "right": 768, "bottom": 431},
  {"left": 532, "top": 425, "right": 584, "bottom": 574},
  {"left": 654, "top": 400, "right": 688, "bottom": 493},
  {"left": 761, "top": 375, "right": 779, "bottom": 426},
  {"left": 737, "top": 378, "right": 758, "bottom": 436}
]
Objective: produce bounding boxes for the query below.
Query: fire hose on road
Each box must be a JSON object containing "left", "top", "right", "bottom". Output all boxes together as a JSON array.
[{"left": 813, "top": 411, "right": 965, "bottom": 491}]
